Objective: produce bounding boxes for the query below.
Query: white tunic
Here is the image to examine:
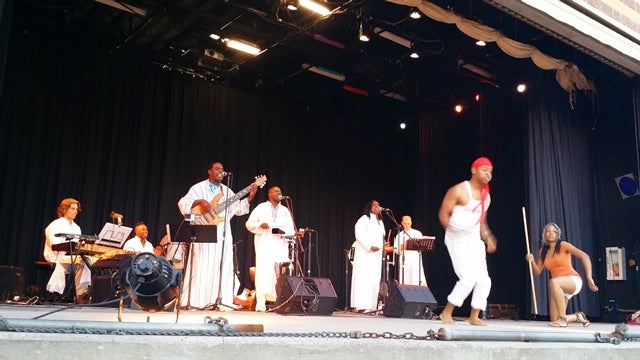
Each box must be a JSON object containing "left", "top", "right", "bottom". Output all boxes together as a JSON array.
[
  {"left": 350, "top": 213, "right": 385, "bottom": 311},
  {"left": 445, "top": 181, "right": 492, "bottom": 310},
  {"left": 43, "top": 217, "right": 91, "bottom": 295},
  {"left": 394, "top": 228, "right": 427, "bottom": 286},
  {"left": 177, "top": 179, "right": 250, "bottom": 308},
  {"left": 122, "top": 236, "right": 155, "bottom": 253},
  {"left": 246, "top": 201, "right": 295, "bottom": 310}
]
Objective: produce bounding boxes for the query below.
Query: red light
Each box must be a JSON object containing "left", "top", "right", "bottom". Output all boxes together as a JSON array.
[
  {"left": 454, "top": 104, "right": 464, "bottom": 113},
  {"left": 474, "top": 94, "right": 481, "bottom": 102}
]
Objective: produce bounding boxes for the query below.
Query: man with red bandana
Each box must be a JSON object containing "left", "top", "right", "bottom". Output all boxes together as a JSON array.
[{"left": 438, "top": 157, "right": 497, "bottom": 326}]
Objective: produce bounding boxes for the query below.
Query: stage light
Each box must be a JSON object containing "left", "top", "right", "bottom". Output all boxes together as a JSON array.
[
  {"left": 454, "top": 103, "right": 465, "bottom": 114},
  {"left": 359, "top": 22, "right": 370, "bottom": 42},
  {"left": 298, "top": 0, "right": 331, "bottom": 16},
  {"left": 210, "top": 33, "right": 221, "bottom": 40},
  {"left": 224, "top": 39, "right": 262, "bottom": 55},
  {"left": 474, "top": 93, "right": 481, "bottom": 102},
  {"left": 400, "top": 122, "right": 407, "bottom": 129},
  {"left": 373, "top": 27, "right": 412, "bottom": 48},
  {"left": 475, "top": 40, "right": 486, "bottom": 46},
  {"left": 410, "top": 8, "right": 421, "bottom": 19},
  {"left": 409, "top": 51, "right": 419, "bottom": 59},
  {"left": 516, "top": 83, "right": 527, "bottom": 93},
  {"left": 122, "top": 253, "right": 182, "bottom": 312},
  {"left": 302, "top": 63, "right": 346, "bottom": 81}
]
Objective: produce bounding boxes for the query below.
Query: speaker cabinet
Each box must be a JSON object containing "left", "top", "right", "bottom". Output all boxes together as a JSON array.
[
  {"left": 383, "top": 282, "right": 437, "bottom": 318},
  {"left": 0, "top": 266, "right": 25, "bottom": 300},
  {"left": 275, "top": 276, "right": 337, "bottom": 315},
  {"left": 90, "top": 254, "right": 133, "bottom": 307}
]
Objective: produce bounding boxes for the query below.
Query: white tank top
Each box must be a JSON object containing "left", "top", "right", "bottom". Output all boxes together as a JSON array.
[{"left": 448, "top": 181, "right": 491, "bottom": 233}]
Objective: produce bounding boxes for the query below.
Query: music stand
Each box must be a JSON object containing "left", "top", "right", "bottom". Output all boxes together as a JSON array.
[
  {"left": 405, "top": 236, "right": 435, "bottom": 286},
  {"left": 174, "top": 220, "right": 217, "bottom": 309}
]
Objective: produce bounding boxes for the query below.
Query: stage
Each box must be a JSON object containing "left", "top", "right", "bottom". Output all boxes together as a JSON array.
[{"left": 1, "top": 303, "right": 639, "bottom": 360}]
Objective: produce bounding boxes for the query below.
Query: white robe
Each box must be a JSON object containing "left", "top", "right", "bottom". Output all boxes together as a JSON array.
[
  {"left": 43, "top": 217, "right": 92, "bottom": 295},
  {"left": 350, "top": 213, "right": 385, "bottom": 311},
  {"left": 177, "top": 180, "right": 250, "bottom": 308},
  {"left": 122, "top": 236, "right": 155, "bottom": 253},
  {"left": 394, "top": 228, "right": 427, "bottom": 286},
  {"left": 445, "top": 181, "right": 492, "bottom": 310},
  {"left": 245, "top": 201, "right": 295, "bottom": 311}
]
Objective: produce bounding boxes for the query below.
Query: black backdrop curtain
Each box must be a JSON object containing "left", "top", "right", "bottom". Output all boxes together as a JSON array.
[
  {"left": 526, "top": 76, "right": 599, "bottom": 317},
  {"left": 0, "top": 30, "right": 418, "bottom": 309},
  {"left": 0, "top": 0, "right": 13, "bottom": 100}
]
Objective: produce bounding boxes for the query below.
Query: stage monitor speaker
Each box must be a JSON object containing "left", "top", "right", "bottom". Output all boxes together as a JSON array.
[
  {"left": 0, "top": 266, "right": 25, "bottom": 300},
  {"left": 275, "top": 276, "right": 337, "bottom": 315},
  {"left": 383, "top": 282, "right": 437, "bottom": 319},
  {"left": 90, "top": 254, "right": 133, "bottom": 307}
]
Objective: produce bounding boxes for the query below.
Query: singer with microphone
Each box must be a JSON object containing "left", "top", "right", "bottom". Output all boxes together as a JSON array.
[
  {"left": 350, "top": 200, "right": 386, "bottom": 313},
  {"left": 42, "top": 198, "right": 93, "bottom": 304},
  {"left": 245, "top": 186, "right": 301, "bottom": 312},
  {"left": 177, "top": 161, "right": 258, "bottom": 309}
]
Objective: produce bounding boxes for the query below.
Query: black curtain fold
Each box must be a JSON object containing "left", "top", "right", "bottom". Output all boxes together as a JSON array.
[{"left": 526, "top": 74, "right": 599, "bottom": 317}]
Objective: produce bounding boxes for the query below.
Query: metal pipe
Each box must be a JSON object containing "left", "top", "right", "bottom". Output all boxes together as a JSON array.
[
  {"left": 0, "top": 316, "right": 263, "bottom": 335},
  {"left": 437, "top": 327, "right": 620, "bottom": 344}
]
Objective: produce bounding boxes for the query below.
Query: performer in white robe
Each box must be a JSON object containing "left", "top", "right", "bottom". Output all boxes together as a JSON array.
[
  {"left": 43, "top": 198, "right": 92, "bottom": 303},
  {"left": 438, "top": 157, "right": 497, "bottom": 326},
  {"left": 177, "top": 162, "right": 258, "bottom": 309},
  {"left": 245, "top": 186, "right": 298, "bottom": 312},
  {"left": 350, "top": 200, "right": 385, "bottom": 312},
  {"left": 394, "top": 215, "right": 427, "bottom": 286}
]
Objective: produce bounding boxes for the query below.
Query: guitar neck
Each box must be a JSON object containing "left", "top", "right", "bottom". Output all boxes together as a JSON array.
[{"left": 213, "top": 184, "right": 252, "bottom": 214}]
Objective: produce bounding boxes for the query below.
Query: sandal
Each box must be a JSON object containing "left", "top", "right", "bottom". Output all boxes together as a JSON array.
[
  {"left": 575, "top": 311, "right": 590, "bottom": 327},
  {"left": 549, "top": 316, "right": 568, "bottom": 327}
]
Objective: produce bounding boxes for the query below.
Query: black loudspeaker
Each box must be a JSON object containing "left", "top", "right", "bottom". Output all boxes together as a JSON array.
[
  {"left": 275, "top": 276, "right": 338, "bottom": 315},
  {"left": 0, "top": 266, "right": 25, "bottom": 300},
  {"left": 90, "top": 254, "right": 133, "bottom": 307},
  {"left": 383, "top": 282, "right": 437, "bottom": 318}
]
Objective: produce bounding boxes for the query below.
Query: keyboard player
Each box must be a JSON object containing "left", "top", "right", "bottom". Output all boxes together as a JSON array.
[{"left": 43, "top": 198, "right": 95, "bottom": 303}]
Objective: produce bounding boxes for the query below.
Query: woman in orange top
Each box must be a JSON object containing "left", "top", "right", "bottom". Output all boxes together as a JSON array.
[{"left": 525, "top": 223, "right": 598, "bottom": 327}]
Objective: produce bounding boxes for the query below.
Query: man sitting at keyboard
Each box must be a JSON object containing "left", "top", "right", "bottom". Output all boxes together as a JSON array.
[{"left": 43, "top": 198, "right": 93, "bottom": 304}]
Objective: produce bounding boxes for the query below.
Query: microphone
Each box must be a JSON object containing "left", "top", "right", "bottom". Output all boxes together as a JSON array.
[
  {"left": 379, "top": 207, "right": 391, "bottom": 212},
  {"left": 222, "top": 171, "right": 232, "bottom": 177},
  {"left": 110, "top": 211, "right": 124, "bottom": 218},
  {"left": 279, "top": 195, "right": 291, "bottom": 201}
]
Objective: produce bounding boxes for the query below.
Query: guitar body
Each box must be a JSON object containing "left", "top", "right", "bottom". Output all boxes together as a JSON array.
[
  {"left": 191, "top": 175, "right": 267, "bottom": 225},
  {"left": 192, "top": 192, "right": 225, "bottom": 225}
]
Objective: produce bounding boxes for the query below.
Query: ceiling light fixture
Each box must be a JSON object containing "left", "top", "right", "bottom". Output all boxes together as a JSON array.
[
  {"left": 379, "top": 89, "right": 406, "bottom": 102},
  {"left": 343, "top": 85, "right": 369, "bottom": 96},
  {"left": 359, "top": 23, "right": 370, "bottom": 42},
  {"left": 302, "top": 63, "right": 346, "bottom": 81},
  {"left": 373, "top": 27, "right": 412, "bottom": 48},
  {"left": 312, "top": 34, "right": 345, "bottom": 49},
  {"left": 224, "top": 39, "right": 262, "bottom": 55},
  {"left": 298, "top": 0, "right": 331, "bottom": 16},
  {"left": 95, "top": 0, "right": 147, "bottom": 16},
  {"left": 457, "top": 58, "right": 495, "bottom": 82}
]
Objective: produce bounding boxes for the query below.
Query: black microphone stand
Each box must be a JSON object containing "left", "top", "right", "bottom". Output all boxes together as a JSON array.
[{"left": 210, "top": 174, "right": 235, "bottom": 311}]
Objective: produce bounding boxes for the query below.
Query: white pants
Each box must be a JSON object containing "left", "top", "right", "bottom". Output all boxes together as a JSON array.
[
  {"left": 445, "top": 231, "right": 491, "bottom": 310},
  {"left": 46, "top": 255, "right": 92, "bottom": 295}
]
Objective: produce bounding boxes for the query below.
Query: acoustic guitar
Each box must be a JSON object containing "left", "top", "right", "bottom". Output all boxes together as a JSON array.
[{"left": 192, "top": 175, "right": 267, "bottom": 225}]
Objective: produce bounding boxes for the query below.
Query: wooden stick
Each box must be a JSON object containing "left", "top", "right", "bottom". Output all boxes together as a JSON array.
[{"left": 522, "top": 206, "right": 538, "bottom": 315}]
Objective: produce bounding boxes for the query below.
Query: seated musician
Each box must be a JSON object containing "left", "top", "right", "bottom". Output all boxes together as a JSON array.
[
  {"left": 43, "top": 198, "right": 93, "bottom": 303},
  {"left": 122, "top": 222, "right": 163, "bottom": 256}
]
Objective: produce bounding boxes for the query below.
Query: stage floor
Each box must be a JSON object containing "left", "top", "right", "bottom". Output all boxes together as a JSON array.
[{"left": 1, "top": 303, "right": 639, "bottom": 360}]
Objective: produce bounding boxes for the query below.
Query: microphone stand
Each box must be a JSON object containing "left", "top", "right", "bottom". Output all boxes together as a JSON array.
[
  {"left": 281, "top": 197, "right": 304, "bottom": 277},
  {"left": 211, "top": 174, "right": 235, "bottom": 311}
]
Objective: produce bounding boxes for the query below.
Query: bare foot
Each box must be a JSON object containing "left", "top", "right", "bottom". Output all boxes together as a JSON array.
[
  {"left": 440, "top": 312, "right": 455, "bottom": 324},
  {"left": 468, "top": 317, "right": 488, "bottom": 326}
]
